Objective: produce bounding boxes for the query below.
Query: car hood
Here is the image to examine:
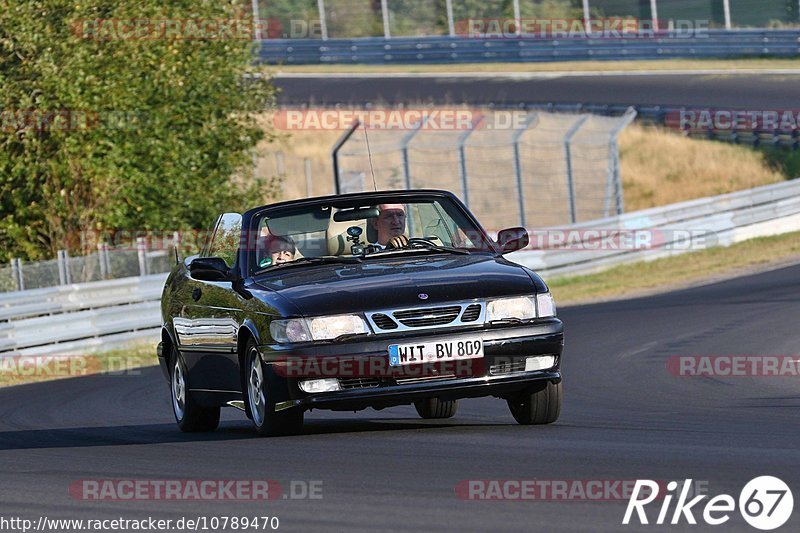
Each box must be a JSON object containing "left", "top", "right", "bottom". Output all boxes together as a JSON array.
[{"left": 252, "top": 254, "right": 544, "bottom": 317}]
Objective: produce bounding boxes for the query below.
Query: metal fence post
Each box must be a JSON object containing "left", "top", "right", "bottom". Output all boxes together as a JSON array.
[
  {"left": 11, "top": 258, "right": 24, "bottom": 291},
  {"left": 137, "top": 237, "right": 148, "bottom": 277},
  {"left": 57, "top": 249, "right": 71, "bottom": 285},
  {"left": 582, "top": 0, "right": 591, "bottom": 28},
  {"left": 563, "top": 116, "right": 590, "bottom": 225},
  {"left": 513, "top": 0, "right": 521, "bottom": 36},
  {"left": 97, "top": 243, "right": 108, "bottom": 279},
  {"left": 723, "top": 0, "right": 732, "bottom": 29},
  {"left": 304, "top": 158, "right": 313, "bottom": 197},
  {"left": 445, "top": 0, "right": 455, "bottom": 37},
  {"left": 317, "top": 0, "right": 328, "bottom": 40},
  {"left": 604, "top": 108, "right": 637, "bottom": 217},
  {"left": 400, "top": 116, "right": 429, "bottom": 190},
  {"left": 172, "top": 231, "right": 181, "bottom": 262},
  {"left": 250, "top": 0, "right": 262, "bottom": 41},
  {"left": 381, "top": 0, "right": 390, "bottom": 38},
  {"left": 512, "top": 113, "right": 538, "bottom": 228},
  {"left": 650, "top": 0, "right": 659, "bottom": 28},
  {"left": 103, "top": 243, "right": 112, "bottom": 277},
  {"left": 275, "top": 151, "right": 285, "bottom": 176},
  {"left": 332, "top": 120, "right": 361, "bottom": 195},
  {"left": 456, "top": 116, "right": 484, "bottom": 209}
]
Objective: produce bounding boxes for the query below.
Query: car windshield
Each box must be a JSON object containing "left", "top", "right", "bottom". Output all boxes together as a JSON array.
[{"left": 251, "top": 195, "right": 494, "bottom": 271}]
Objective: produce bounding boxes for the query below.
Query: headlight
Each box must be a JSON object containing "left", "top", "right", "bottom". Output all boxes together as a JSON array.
[
  {"left": 486, "top": 296, "right": 536, "bottom": 321},
  {"left": 486, "top": 293, "right": 557, "bottom": 322},
  {"left": 309, "top": 314, "right": 369, "bottom": 341},
  {"left": 536, "top": 292, "right": 557, "bottom": 317},
  {"left": 270, "top": 319, "right": 312, "bottom": 343},
  {"left": 270, "top": 314, "right": 369, "bottom": 343}
]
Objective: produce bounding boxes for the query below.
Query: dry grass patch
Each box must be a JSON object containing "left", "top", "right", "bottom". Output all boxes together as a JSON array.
[{"left": 619, "top": 124, "right": 785, "bottom": 211}]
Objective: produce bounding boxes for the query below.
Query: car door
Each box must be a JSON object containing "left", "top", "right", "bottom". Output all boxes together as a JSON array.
[{"left": 174, "top": 213, "right": 244, "bottom": 393}]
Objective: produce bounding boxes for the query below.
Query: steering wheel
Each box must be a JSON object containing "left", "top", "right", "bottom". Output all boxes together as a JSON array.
[{"left": 407, "top": 237, "right": 440, "bottom": 248}]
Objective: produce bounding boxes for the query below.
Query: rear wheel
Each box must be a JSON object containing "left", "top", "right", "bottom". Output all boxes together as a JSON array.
[
  {"left": 414, "top": 398, "right": 458, "bottom": 419},
  {"left": 245, "top": 340, "right": 303, "bottom": 437},
  {"left": 507, "top": 381, "right": 562, "bottom": 425},
  {"left": 170, "top": 347, "right": 220, "bottom": 432}
]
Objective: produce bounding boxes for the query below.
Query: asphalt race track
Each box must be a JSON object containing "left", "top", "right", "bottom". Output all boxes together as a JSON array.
[
  {"left": 1, "top": 263, "right": 799, "bottom": 532},
  {"left": 273, "top": 73, "right": 800, "bottom": 109}
]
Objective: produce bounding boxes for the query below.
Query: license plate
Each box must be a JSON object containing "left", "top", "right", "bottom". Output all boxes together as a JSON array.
[{"left": 388, "top": 338, "right": 484, "bottom": 366}]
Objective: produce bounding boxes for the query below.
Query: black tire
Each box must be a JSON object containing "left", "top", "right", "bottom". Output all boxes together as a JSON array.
[
  {"left": 170, "top": 346, "right": 220, "bottom": 432},
  {"left": 414, "top": 398, "right": 458, "bottom": 419},
  {"left": 244, "top": 340, "right": 303, "bottom": 437},
  {"left": 507, "top": 381, "right": 562, "bottom": 425}
]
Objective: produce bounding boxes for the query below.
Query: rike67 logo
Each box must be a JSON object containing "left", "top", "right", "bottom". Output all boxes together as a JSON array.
[{"left": 623, "top": 477, "right": 793, "bottom": 530}]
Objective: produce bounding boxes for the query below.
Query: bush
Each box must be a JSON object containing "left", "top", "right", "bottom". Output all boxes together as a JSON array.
[{"left": 0, "top": 0, "right": 276, "bottom": 262}]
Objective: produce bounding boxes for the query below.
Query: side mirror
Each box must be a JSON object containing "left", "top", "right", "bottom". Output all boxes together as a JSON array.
[
  {"left": 496, "top": 227, "right": 530, "bottom": 253},
  {"left": 189, "top": 257, "right": 234, "bottom": 282}
]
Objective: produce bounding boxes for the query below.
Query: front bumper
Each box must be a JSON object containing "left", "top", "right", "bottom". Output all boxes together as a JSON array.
[
  {"left": 278, "top": 370, "right": 560, "bottom": 411},
  {"left": 262, "top": 319, "right": 564, "bottom": 412}
]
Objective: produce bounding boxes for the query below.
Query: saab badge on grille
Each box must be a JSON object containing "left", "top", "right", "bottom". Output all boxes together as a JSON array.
[{"left": 418, "top": 293, "right": 429, "bottom": 300}]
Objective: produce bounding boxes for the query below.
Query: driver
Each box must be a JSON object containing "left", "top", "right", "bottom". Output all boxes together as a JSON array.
[{"left": 371, "top": 203, "right": 409, "bottom": 249}]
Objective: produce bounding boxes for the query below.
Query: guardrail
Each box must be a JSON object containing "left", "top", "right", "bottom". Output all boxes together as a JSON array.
[
  {"left": 0, "top": 274, "right": 167, "bottom": 357},
  {"left": 258, "top": 29, "right": 800, "bottom": 65},
  {"left": 508, "top": 179, "right": 800, "bottom": 278}
]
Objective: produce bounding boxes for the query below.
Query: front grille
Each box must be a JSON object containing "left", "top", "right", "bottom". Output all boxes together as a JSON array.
[
  {"left": 395, "top": 374, "right": 456, "bottom": 385},
  {"left": 366, "top": 301, "right": 486, "bottom": 333},
  {"left": 461, "top": 303, "right": 482, "bottom": 322},
  {"left": 372, "top": 313, "right": 398, "bottom": 330},
  {"left": 489, "top": 360, "right": 527, "bottom": 375},
  {"left": 393, "top": 306, "right": 462, "bottom": 328},
  {"left": 338, "top": 377, "right": 381, "bottom": 389}
]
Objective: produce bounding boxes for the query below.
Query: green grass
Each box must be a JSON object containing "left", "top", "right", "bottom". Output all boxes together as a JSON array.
[
  {"left": 761, "top": 147, "right": 800, "bottom": 179},
  {"left": 550, "top": 230, "right": 800, "bottom": 305}
]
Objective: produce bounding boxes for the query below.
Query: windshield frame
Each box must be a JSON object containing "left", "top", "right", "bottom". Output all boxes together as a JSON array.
[{"left": 243, "top": 190, "right": 499, "bottom": 277}]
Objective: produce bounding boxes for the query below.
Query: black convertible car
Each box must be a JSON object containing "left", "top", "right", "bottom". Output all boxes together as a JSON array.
[{"left": 157, "top": 190, "right": 564, "bottom": 436}]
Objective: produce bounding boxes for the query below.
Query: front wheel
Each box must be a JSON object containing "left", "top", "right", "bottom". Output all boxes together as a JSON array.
[
  {"left": 414, "top": 398, "right": 458, "bottom": 419},
  {"left": 245, "top": 341, "right": 303, "bottom": 437},
  {"left": 170, "top": 347, "right": 220, "bottom": 432},
  {"left": 507, "top": 381, "right": 562, "bottom": 425}
]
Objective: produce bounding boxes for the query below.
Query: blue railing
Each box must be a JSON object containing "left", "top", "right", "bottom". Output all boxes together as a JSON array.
[{"left": 257, "top": 29, "right": 800, "bottom": 65}]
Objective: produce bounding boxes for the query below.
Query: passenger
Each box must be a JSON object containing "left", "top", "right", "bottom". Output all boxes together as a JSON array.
[
  {"left": 259, "top": 234, "right": 296, "bottom": 268},
  {"left": 371, "top": 203, "right": 409, "bottom": 248}
]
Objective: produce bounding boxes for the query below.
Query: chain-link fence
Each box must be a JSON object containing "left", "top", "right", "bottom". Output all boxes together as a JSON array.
[
  {"left": 333, "top": 108, "right": 636, "bottom": 230},
  {"left": 2, "top": 240, "right": 177, "bottom": 293},
  {"left": 254, "top": 0, "right": 800, "bottom": 39}
]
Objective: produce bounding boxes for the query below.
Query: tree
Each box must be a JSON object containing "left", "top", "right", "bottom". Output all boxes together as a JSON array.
[{"left": 0, "top": 0, "right": 277, "bottom": 261}]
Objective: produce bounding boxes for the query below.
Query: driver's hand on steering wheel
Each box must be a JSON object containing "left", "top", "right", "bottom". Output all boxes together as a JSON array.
[{"left": 387, "top": 235, "right": 409, "bottom": 249}]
